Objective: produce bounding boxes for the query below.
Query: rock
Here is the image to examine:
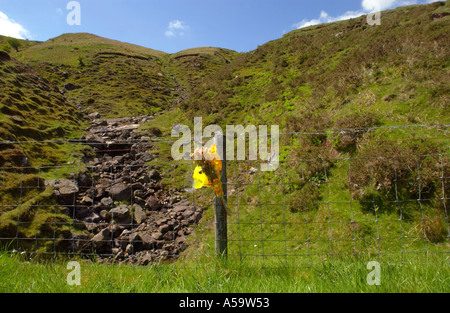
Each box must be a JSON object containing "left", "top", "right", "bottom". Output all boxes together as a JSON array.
[
  {"left": 112, "top": 247, "right": 120, "bottom": 255},
  {"left": 84, "top": 222, "right": 98, "bottom": 232},
  {"left": 182, "top": 209, "right": 195, "bottom": 219},
  {"left": 64, "top": 83, "right": 82, "bottom": 91},
  {"left": 156, "top": 218, "right": 169, "bottom": 226},
  {"left": 88, "top": 112, "right": 101, "bottom": 119},
  {"left": 80, "top": 195, "right": 93, "bottom": 205},
  {"left": 92, "top": 228, "right": 111, "bottom": 249},
  {"left": 110, "top": 205, "right": 130, "bottom": 221},
  {"left": 140, "top": 233, "right": 156, "bottom": 250},
  {"left": 175, "top": 236, "right": 186, "bottom": 246},
  {"left": 0, "top": 51, "right": 11, "bottom": 61},
  {"left": 431, "top": 12, "right": 450, "bottom": 21},
  {"left": 163, "top": 231, "right": 174, "bottom": 241},
  {"left": 108, "top": 224, "right": 123, "bottom": 236},
  {"left": 134, "top": 189, "right": 144, "bottom": 198},
  {"left": 100, "top": 197, "right": 114, "bottom": 208},
  {"left": 11, "top": 116, "right": 23, "bottom": 124},
  {"left": 125, "top": 244, "right": 133, "bottom": 254},
  {"left": 133, "top": 204, "right": 147, "bottom": 224},
  {"left": 147, "top": 127, "right": 162, "bottom": 137},
  {"left": 84, "top": 213, "right": 101, "bottom": 223},
  {"left": 145, "top": 196, "right": 161, "bottom": 211},
  {"left": 148, "top": 169, "right": 161, "bottom": 181},
  {"left": 158, "top": 224, "right": 170, "bottom": 234},
  {"left": 152, "top": 232, "right": 163, "bottom": 240},
  {"left": 132, "top": 232, "right": 156, "bottom": 250},
  {"left": 249, "top": 167, "right": 258, "bottom": 175},
  {"left": 109, "top": 183, "right": 132, "bottom": 202},
  {"left": 99, "top": 210, "right": 110, "bottom": 221},
  {"left": 47, "top": 179, "right": 79, "bottom": 205},
  {"left": 139, "top": 253, "right": 154, "bottom": 266},
  {"left": 131, "top": 182, "right": 144, "bottom": 191},
  {"left": 162, "top": 243, "right": 174, "bottom": 253},
  {"left": 97, "top": 120, "right": 108, "bottom": 126}
]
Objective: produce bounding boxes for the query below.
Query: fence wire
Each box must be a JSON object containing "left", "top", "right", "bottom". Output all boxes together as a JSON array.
[{"left": 0, "top": 124, "right": 449, "bottom": 266}]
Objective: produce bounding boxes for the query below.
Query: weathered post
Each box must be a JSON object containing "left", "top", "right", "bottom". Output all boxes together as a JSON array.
[{"left": 214, "top": 133, "right": 227, "bottom": 258}]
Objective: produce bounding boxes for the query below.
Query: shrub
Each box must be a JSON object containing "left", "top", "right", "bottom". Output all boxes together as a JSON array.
[{"left": 6, "top": 37, "right": 22, "bottom": 52}]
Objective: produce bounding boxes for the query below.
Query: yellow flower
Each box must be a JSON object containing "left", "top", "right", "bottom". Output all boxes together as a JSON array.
[{"left": 193, "top": 165, "right": 209, "bottom": 189}]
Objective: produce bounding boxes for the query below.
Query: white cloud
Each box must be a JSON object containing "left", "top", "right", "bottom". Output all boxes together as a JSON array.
[
  {"left": 165, "top": 19, "right": 189, "bottom": 37},
  {"left": 293, "top": 0, "right": 429, "bottom": 29},
  {"left": 0, "top": 11, "right": 31, "bottom": 39},
  {"left": 294, "top": 10, "right": 366, "bottom": 29}
]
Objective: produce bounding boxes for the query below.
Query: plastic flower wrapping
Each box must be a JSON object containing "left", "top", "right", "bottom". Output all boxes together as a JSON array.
[{"left": 192, "top": 144, "right": 230, "bottom": 215}]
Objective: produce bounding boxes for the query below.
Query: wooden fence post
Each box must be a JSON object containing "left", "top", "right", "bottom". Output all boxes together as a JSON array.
[{"left": 214, "top": 133, "right": 227, "bottom": 258}]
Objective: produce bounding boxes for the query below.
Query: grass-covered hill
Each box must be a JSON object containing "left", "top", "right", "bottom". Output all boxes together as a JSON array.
[
  {"left": 149, "top": 1, "right": 450, "bottom": 260},
  {"left": 0, "top": 2, "right": 448, "bottom": 259},
  {"left": 11, "top": 34, "right": 239, "bottom": 118},
  {"left": 0, "top": 54, "right": 86, "bottom": 168},
  {"left": 182, "top": 2, "right": 449, "bottom": 128},
  {"left": 13, "top": 33, "right": 171, "bottom": 118}
]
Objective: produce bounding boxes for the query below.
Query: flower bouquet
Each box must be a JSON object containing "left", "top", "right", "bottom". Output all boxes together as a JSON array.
[{"left": 192, "top": 144, "right": 230, "bottom": 215}]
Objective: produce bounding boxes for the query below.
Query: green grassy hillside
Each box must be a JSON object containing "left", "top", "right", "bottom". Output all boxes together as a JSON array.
[
  {"left": 0, "top": 55, "right": 86, "bottom": 167},
  {"left": 0, "top": 2, "right": 448, "bottom": 260},
  {"left": 148, "top": 2, "right": 450, "bottom": 262},
  {"left": 15, "top": 33, "right": 171, "bottom": 118},
  {"left": 183, "top": 2, "right": 449, "bottom": 127}
]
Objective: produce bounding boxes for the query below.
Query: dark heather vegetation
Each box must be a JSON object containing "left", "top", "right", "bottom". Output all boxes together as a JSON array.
[{"left": 0, "top": 2, "right": 448, "bottom": 262}]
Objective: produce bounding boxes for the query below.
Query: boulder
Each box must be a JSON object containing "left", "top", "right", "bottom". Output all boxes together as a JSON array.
[
  {"left": 109, "top": 183, "right": 132, "bottom": 202},
  {"left": 84, "top": 213, "right": 101, "bottom": 223},
  {"left": 100, "top": 197, "right": 114, "bottom": 208},
  {"left": 145, "top": 196, "right": 162, "bottom": 211},
  {"left": 132, "top": 204, "right": 147, "bottom": 224},
  {"left": 152, "top": 231, "right": 163, "bottom": 240},
  {"left": 47, "top": 178, "right": 79, "bottom": 205},
  {"left": 92, "top": 228, "right": 111, "bottom": 249},
  {"left": 110, "top": 205, "right": 130, "bottom": 221}
]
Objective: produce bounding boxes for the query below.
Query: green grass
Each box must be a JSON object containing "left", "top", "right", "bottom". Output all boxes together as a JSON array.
[{"left": 0, "top": 252, "right": 448, "bottom": 293}]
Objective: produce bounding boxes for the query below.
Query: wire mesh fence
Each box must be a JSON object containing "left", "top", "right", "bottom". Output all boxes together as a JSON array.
[{"left": 0, "top": 124, "right": 449, "bottom": 266}]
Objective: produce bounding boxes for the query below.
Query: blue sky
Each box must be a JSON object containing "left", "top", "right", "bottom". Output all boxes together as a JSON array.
[{"left": 0, "top": 0, "right": 439, "bottom": 53}]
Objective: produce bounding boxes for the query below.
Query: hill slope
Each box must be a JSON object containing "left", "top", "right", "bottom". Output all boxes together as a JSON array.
[
  {"left": 150, "top": 1, "right": 450, "bottom": 260},
  {"left": 0, "top": 2, "right": 448, "bottom": 259},
  {"left": 183, "top": 2, "right": 449, "bottom": 128}
]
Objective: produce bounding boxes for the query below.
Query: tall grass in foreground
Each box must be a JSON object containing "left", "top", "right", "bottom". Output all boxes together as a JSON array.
[{"left": 0, "top": 252, "right": 448, "bottom": 293}]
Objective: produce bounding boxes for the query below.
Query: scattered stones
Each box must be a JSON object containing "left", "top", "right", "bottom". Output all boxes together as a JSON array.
[{"left": 49, "top": 114, "right": 203, "bottom": 265}]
